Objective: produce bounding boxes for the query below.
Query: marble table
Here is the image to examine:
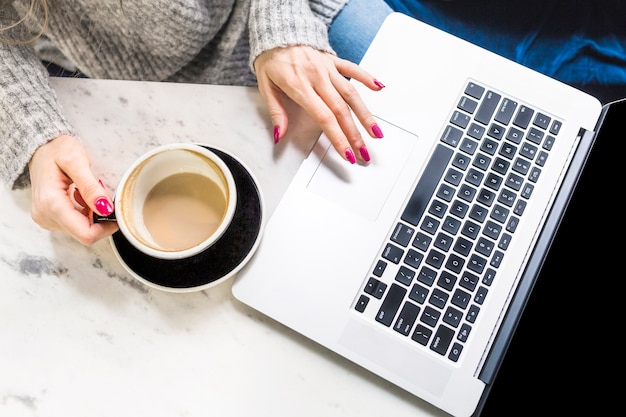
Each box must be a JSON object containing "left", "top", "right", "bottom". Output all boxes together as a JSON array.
[{"left": 1, "top": 78, "right": 449, "bottom": 417}]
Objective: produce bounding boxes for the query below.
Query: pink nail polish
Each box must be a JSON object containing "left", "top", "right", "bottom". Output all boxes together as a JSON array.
[
  {"left": 371, "top": 123, "right": 384, "bottom": 138},
  {"left": 359, "top": 146, "right": 370, "bottom": 162},
  {"left": 374, "top": 79, "right": 386, "bottom": 89},
  {"left": 273, "top": 125, "right": 280, "bottom": 144},
  {"left": 345, "top": 148, "right": 356, "bottom": 164},
  {"left": 95, "top": 197, "right": 113, "bottom": 216}
]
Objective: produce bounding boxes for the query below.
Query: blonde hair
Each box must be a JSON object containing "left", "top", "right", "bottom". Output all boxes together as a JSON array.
[{"left": 0, "top": 0, "right": 49, "bottom": 44}]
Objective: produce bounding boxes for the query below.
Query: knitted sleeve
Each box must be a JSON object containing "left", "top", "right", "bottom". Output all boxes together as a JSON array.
[
  {"left": 0, "top": 9, "right": 74, "bottom": 188},
  {"left": 247, "top": 0, "right": 349, "bottom": 71}
]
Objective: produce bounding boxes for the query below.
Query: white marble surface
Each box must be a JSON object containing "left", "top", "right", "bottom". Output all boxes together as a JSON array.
[{"left": 0, "top": 78, "right": 448, "bottom": 417}]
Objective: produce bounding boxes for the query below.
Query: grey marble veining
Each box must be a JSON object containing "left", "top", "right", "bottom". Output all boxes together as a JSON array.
[{"left": 0, "top": 78, "right": 445, "bottom": 417}]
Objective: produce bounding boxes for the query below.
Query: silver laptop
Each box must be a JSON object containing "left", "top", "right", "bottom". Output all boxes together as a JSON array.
[{"left": 232, "top": 12, "right": 605, "bottom": 417}]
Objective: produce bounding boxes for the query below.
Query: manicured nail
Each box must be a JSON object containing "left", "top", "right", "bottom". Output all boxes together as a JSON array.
[
  {"left": 374, "top": 79, "right": 385, "bottom": 89},
  {"left": 98, "top": 179, "right": 105, "bottom": 188},
  {"left": 371, "top": 123, "right": 384, "bottom": 138},
  {"left": 359, "top": 146, "right": 371, "bottom": 162},
  {"left": 95, "top": 197, "right": 113, "bottom": 216},
  {"left": 273, "top": 125, "right": 280, "bottom": 144},
  {"left": 345, "top": 148, "right": 356, "bottom": 164}
]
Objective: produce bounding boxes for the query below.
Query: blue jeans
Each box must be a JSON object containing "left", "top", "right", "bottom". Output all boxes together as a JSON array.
[
  {"left": 383, "top": 0, "right": 626, "bottom": 104},
  {"left": 328, "top": 0, "right": 393, "bottom": 64}
]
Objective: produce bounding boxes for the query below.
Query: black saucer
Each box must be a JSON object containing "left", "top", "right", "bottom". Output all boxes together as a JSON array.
[{"left": 111, "top": 146, "right": 263, "bottom": 292}]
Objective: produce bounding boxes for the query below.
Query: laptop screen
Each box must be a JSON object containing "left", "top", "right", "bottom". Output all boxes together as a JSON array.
[{"left": 477, "top": 98, "right": 622, "bottom": 416}]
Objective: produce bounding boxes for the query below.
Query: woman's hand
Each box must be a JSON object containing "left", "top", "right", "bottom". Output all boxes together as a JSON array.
[
  {"left": 28, "top": 134, "right": 118, "bottom": 245},
  {"left": 254, "top": 45, "right": 385, "bottom": 164}
]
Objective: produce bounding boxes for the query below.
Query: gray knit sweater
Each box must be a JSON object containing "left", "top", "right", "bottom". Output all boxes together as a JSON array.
[{"left": 0, "top": 0, "right": 349, "bottom": 188}]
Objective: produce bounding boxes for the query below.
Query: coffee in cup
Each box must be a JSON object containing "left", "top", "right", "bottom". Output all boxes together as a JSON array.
[{"left": 111, "top": 143, "right": 237, "bottom": 260}]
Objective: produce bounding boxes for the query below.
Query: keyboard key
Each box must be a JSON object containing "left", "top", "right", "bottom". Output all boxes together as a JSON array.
[
  {"left": 395, "top": 265, "right": 415, "bottom": 286},
  {"left": 494, "top": 98, "right": 517, "bottom": 125},
  {"left": 425, "top": 249, "right": 445, "bottom": 269},
  {"left": 376, "top": 283, "right": 406, "bottom": 326},
  {"left": 390, "top": 222, "right": 415, "bottom": 247},
  {"left": 451, "top": 111, "right": 471, "bottom": 128},
  {"left": 393, "top": 301, "right": 421, "bottom": 336},
  {"left": 464, "top": 82, "right": 485, "bottom": 99},
  {"left": 382, "top": 243, "right": 404, "bottom": 263},
  {"left": 409, "top": 282, "right": 430, "bottom": 304},
  {"left": 429, "top": 288, "right": 449, "bottom": 309},
  {"left": 412, "top": 232, "right": 432, "bottom": 252},
  {"left": 441, "top": 125, "right": 463, "bottom": 147},
  {"left": 475, "top": 90, "right": 501, "bottom": 125},
  {"left": 401, "top": 144, "right": 453, "bottom": 226},
  {"left": 355, "top": 295, "right": 369, "bottom": 312},
  {"left": 458, "top": 96, "right": 478, "bottom": 113},
  {"left": 513, "top": 105, "right": 534, "bottom": 128},
  {"left": 430, "top": 325, "right": 454, "bottom": 355},
  {"left": 364, "top": 277, "right": 387, "bottom": 299},
  {"left": 404, "top": 249, "right": 424, "bottom": 269},
  {"left": 449, "top": 343, "right": 463, "bottom": 362},
  {"left": 411, "top": 324, "right": 432, "bottom": 345},
  {"left": 443, "top": 306, "right": 463, "bottom": 328},
  {"left": 437, "top": 270, "right": 457, "bottom": 291},
  {"left": 421, "top": 305, "right": 441, "bottom": 327}
]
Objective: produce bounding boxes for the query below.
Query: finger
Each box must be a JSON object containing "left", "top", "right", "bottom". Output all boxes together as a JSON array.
[
  {"left": 72, "top": 185, "right": 87, "bottom": 208},
  {"left": 332, "top": 58, "right": 386, "bottom": 141},
  {"left": 54, "top": 205, "right": 119, "bottom": 245},
  {"left": 334, "top": 57, "right": 386, "bottom": 91},
  {"left": 258, "top": 78, "right": 289, "bottom": 144},
  {"left": 314, "top": 78, "right": 367, "bottom": 154},
  {"left": 56, "top": 149, "right": 114, "bottom": 217},
  {"left": 295, "top": 83, "right": 359, "bottom": 164}
]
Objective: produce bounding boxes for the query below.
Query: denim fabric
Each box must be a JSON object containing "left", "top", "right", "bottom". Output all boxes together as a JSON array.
[
  {"left": 329, "top": 0, "right": 393, "bottom": 64},
  {"left": 383, "top": 0, "right": 626, "bottom": 104}
]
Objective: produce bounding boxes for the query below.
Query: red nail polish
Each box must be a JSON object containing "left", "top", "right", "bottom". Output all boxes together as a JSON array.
[
  {"left": 371, "top": 123, "right": 384, "bottom": 138},
  {"left": 359, "top": 146, "right": 371, "bottom": 162},
  {"left": 345, "top": 148, "right": 356, "bottom": 164},
  {"left": 95, "top": 197, "right": 113, "bottom": 216},
  {"left": 273, "top": 125, "right": 280, "bottom": 144},
  {"left": 374, "top": 79, "right": 385, "bottom": 89}
]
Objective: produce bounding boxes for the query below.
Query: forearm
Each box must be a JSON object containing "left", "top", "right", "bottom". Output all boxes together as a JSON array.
[
  {"left": 0, "top": 40, "right": 74, "bottom": 188},
  {"left": 248, "top": 0, "right": 349, "bottom": 71}
]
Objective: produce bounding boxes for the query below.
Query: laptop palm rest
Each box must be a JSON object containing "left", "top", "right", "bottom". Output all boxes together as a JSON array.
[
  {"left": 306, "top": 117, "right": 417, "bottom": 220},
  {"left": 339, "top": 317, "right": 451, "bottom": 396}
]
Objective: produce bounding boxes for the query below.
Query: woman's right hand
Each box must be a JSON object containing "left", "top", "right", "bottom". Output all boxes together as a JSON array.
[{"left": 28, "top": 134, "right": 119, "bottom": 245}]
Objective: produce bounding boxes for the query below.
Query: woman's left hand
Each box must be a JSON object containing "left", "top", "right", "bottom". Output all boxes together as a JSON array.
[{"left": 254, "top": 45, "right": 385, "bottom": 164}]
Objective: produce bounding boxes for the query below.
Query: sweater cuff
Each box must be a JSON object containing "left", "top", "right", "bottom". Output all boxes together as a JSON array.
[{"left": 248, "top": 0, "right": 349, "bottom": 72}]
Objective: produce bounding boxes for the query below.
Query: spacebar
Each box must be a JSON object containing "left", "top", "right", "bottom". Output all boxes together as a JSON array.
[{"left": 400, "top": 144, "right": 454, "bottom": 226}]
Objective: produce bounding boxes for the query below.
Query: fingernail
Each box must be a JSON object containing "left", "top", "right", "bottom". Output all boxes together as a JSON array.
[
  {"left": 345, "top": 148, "right": 356, "bottom": 164},
  {"left": 374, "top": 79, "right": 385, "bottom": 89},
  {"left": 273, "top": 125, "right": 280, "bottom": 144},
  {"left": 359, "top": 146, "right": 370, "bottom": 162},
  {"left": 371, "top": 123, "right": 384, "bottom": 138},
  {"left": 95, "top": 197, "right": 113, "bottom": 216},
  {"left": 98, "top": 179, "right": 105, "bottom": 188}
]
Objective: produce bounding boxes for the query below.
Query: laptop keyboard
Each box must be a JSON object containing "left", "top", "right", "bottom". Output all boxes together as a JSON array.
[{"left": 354, "top": 80, "right": 562, "bottom": 363}]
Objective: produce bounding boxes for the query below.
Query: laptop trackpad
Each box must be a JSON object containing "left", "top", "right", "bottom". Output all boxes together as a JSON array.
[{"left": 306, "top": 118, "right": 417, "bottom": 220}]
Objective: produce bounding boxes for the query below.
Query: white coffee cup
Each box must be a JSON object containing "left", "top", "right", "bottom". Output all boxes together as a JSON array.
[{"left": 112, "top": 143, "right": 237, "bottom": 260}]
